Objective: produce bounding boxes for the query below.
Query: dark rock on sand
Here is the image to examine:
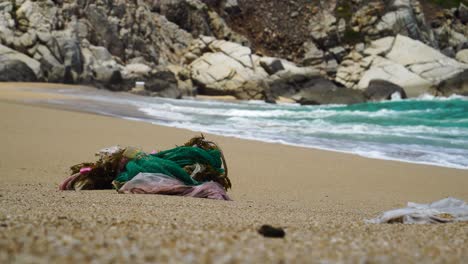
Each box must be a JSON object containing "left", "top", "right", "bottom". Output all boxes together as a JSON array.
[
  {"left": 295, "top": 86, "right": 367, "bottom": 106},
  {"left": 260, "top": 59, "right": 285, "bottom": 75},
  {"left": 365, "top": 80, "right": 408, "bottom": 101},
  {"left": 144, "top": 70, "right": 182, "bottom": 99},
  {"left": 258, "top": 225, "right": 285, "bottom": 238},
  {"left": 268, "top": 75, "right": 366, "bottom": 105},
  {"left": 0, "top": 60, "right": 37, "bottom": 82},
  {"left": 437, "top": 69, "right": 468, "bottom": 96}
]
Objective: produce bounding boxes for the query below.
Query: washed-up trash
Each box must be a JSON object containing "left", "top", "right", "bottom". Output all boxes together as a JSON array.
[
  {"left": 258, "top": 225, "right": 286, "bottom": 238},
  {"left": 366, "top": 197, "right": 468, "bottom": 224},
  {"left": 59, "top": 135, "right": 231, "bottom": 200},
  {"left": 119, "top": 173, "right": 230, "bottom": 200}
]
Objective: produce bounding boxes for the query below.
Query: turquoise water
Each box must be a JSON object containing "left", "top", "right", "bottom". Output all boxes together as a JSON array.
[{"left": 44, "top": 88, "right": 468, "bottom": 169}]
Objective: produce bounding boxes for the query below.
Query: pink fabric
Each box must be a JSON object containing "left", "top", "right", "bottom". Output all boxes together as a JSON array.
[
  {"left": 59, "top": 173, "right": 81, "bottom": 190},
  {"left": 79, "top": 167, "right": 92, "bottom": 174},
  {"left": 119, "top": 173, "right": 231, "bottom": 201}
]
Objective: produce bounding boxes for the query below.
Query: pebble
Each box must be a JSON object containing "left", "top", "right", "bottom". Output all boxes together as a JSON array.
[{"left": 258, "top": 225, "right": 285, "bottom": 238}]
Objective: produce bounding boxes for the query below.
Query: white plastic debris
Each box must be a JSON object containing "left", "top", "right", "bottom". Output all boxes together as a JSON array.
[{"left": 366, "top": 197, "right": 468, "bottom": 224}]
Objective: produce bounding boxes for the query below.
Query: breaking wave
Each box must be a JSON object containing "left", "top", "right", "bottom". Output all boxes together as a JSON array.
[{"left": 41, "top": 87, "right": 468, "bottom": 170}]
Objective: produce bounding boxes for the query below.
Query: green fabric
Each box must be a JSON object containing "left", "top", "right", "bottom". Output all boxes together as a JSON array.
[{"left": 115, "top": 146, "right": 224, "bottom": 185}]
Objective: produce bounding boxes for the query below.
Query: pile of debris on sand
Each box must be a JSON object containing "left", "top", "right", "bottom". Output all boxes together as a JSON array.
[{"left": 59, "top": 135, "right": 231, "bottom": 201}]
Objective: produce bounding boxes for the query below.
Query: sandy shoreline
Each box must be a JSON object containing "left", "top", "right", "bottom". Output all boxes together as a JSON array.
[{"left": 1, "top": 83, "right": 468, "bottom": 262}]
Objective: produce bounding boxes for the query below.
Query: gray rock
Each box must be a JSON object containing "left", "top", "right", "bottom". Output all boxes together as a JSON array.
[
  {"left": 456, "top": 49, "right": 468, "bottom": 64},
  {"left": 122, "top": 63, "right": 152, "bottom": 79},
  {"left": 302, "top": 41, "right": 324, "bottom": 66},
  {"left": 267, "top": 75, "right": 323, "bottom": 100},
  {"left": 55, "top": 36, "right": 83, "bottom": 83},
  {"left": 308, "top": 11, "right": 339, "bottom": 47},
  {"left": 354, "top": 35, "right": 468, "bottom": 97},
  {"left": 189, "top": 39, "right": 269, "bottom": 98},
  {"left": 36, "top": 44, "right": 65, "bottom": 82},
  {"left": 235, "top": 80, "right": 268, "bottom": 100},
  {"left": 16, "top": 0, "right": 57, "bottom": 32},
  {"left": 266, "top": 73, "right": 366, "bottom": 105},
  {"left": 358, "top": 56, "right": 433, "bottom": 97},
  {"left": 260, "top": 59, "right": 285, "bottom": 75},
  {"left": 437, "top": 69, "right": 468, "bottom": 96},
  {"left": 0, "top": 59, "right": 37, "bottom": 81},
  {"left": 89, "top": 45, "right": 113, "bottom": 62},
  {"left": 144, "top": 70, "right": 182, "bottom": 99},
  {"left": 224, "top": 0, "right": 240, "bottom": 15},
  {"left": 329, "top": 46, "right": 347, "bottom": 62},
  {"left": 0, "top": 44, "right": 42, "bottom": 79},
  {"left": 458, "top": 3, "right": 468, "bottom": 24},
  {"left": 92, "top": 64, "right": 123, "bottom": 90},
  {"left": 158, "top": 0, "right": 247, "bottom": 44},
  {"left": 388, "top": 35, "right": 467, "bottom": 84},
  {"left": 441, "top": 47, "right": 456, "bottom": 58},
  {"left": 365, "top": 80, "right": 407, "bottom": 101},
  {"left": 86, "top": 5, "right": 124, "bottom": 57},
  {"left": 364, "top": 37, "right": 395, "bottom": 56},
  {"left": 293, "top": 78, "right": 367, "bottom": 105},
  {"left": 13, "top": 31, "right": 37, "bottom": 50}
]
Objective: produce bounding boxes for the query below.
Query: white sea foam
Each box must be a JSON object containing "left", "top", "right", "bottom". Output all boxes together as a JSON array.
[
  {"left": 40, "top": 87, "right": 468, "bottom": 170},
  {"left": 416, "top": 93, "right": 468, "bottom": 101}
]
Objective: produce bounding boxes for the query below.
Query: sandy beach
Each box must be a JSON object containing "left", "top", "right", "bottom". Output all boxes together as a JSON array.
[{"left": 1, "top": 83, "right": 467, "bottom": 263}]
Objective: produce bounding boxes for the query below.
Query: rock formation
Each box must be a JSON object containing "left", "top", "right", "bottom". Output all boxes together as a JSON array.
[{"left": 0, "top": 0, "right": 467, "bottom": 104}]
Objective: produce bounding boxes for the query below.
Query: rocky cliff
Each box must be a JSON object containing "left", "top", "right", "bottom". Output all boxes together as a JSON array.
[{"left": 0, "top": 0, "right": 467, "bottom": 104}]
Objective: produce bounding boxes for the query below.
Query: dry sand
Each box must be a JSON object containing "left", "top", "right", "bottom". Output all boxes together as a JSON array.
[{"left": 0, "top": 83, "right": 467, "bottom": 263}]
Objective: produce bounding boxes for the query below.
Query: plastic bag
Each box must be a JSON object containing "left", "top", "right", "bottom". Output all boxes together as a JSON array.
[
  {"left": 366, "top": 197, "right": 468, "bottom": 224},
  {"left": 119, "top": 173, "right": 231, "bottom": 201}
]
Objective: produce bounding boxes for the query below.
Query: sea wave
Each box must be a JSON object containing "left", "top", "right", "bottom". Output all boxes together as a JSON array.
[{"left": 39, "top": 87, "right": 468, "bottom": 170}]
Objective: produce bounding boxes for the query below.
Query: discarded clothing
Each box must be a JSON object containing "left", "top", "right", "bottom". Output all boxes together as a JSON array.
[
  {"left": 59, "top": 135, "right": 231, "bottom": 201},
  {"left": 366, "top": 197, "right": 468, "bottom": 224},
  {"left": 119, "top": 173, "right": 230, "bottom": 200}
]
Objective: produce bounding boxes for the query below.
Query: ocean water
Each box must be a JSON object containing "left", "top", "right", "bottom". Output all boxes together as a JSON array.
[{"left": 40, "top": 88, "right": 468, "bottom": 169}]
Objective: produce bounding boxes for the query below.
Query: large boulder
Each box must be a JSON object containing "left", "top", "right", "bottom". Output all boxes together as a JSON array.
[
  {"left": 267, "top": 73, "right": 366, "bottom": 105},
  {"left": 456, "top": 50, "right": 468, "bottom": 64},
  {"left": 144, "top": 70, "right": 182, "bottom": 99},
  {"left": 365, "top": 80, "right": 407, "bottom": 101},
  {"left": 437, "top": 69, "right": 468, "bottom": 96},
  {"left": 301, "top": 41, "right": 325, "bottom": 66},
  {"left": 189, "top": 39, "right": 269, "bottom": 98},
  {"left": 36, "top": 44, "right": 65, "bottom": 82},
  {"left": 357, "top": 55, "right": 433, "bottom": 97},
  {"left": 386, "top": 35, "right": 465, "bottom": 82},
  {"left": 0, "top": 44, "right": 42, "bottom": 79},
  {"left": 0, "top": 59, "right": 37, "bottom": 82},
  {"left": 294, "top": 84, "right": 367, "bottom": 106},
  {"left": 81, "top": 43, "right": 124, "bottom": 90},
  {"left": 187, "top": 37, "right": 335, "bottom": 101},
  {"left": 339, "top": 35, "right": 468, "bottom": 97},
  {"left": 123, "top": 64, "right": 185, "bottom": 99},
  {"left": 53, "top": 34, "right": 83, "bottom": 83}
]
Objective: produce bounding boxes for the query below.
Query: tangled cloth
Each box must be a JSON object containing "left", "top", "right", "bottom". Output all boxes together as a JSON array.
[{"left": 59, "top": 136, "right": 231, "bottom": 201}]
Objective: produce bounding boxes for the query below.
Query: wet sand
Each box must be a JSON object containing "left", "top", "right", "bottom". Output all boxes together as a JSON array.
[{"left": 1, "top": 83, "right": 467, "bottom": 263}]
